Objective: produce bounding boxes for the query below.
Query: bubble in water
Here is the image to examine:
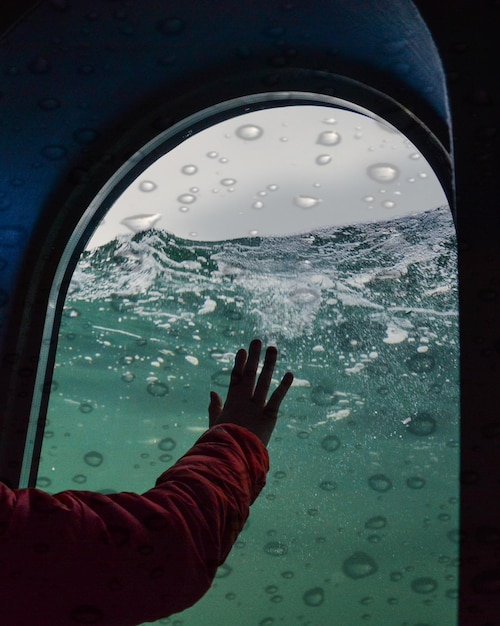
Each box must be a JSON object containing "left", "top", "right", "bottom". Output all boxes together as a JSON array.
[
  {"left": 316, "top": 130, "right": 341, "bottom": 146},
  {"left": 139, "top": 180, "right": 157, "bottom": 192},
  {"left": 158, "top": 437, "right": 176, "bottom": 452},
  {"left": 182, "top": 164, "right": 198, "bottom": 175},
  {"left": 121, "top": 214, "right": 161, "bottom": 233},
  {"left": 121, "top": 371, "right": 135, "bottom": 383},
  {"left": 236, "top": 124, "right": 264, "bottom": 140},
  {"left": 320, "top": 435, "right": 341, "bottom": 452},
  {"left": 303, "top": 587, "right": 325, "bottom": 607},
  {"left": 84, "top": 451, "right": 104, "bottom": 467},
  {"left": 289, "top": 287, "right": 319, "bottom": 304},
  {"left": 264, "top": 541, "right": 288, "bottom": 556},
  {"left": 367, "top": 163, "right": 400, "bottom": 183},
  {"left": 177, "top": 193, "right": 196, "bottom": 204},
  {"left": 147, "top": 381, "right": 169, "bottom": 397},
  {"left": 411, "top": 577, "right": 438, "bottom": 594},
  {"left": 343, "top": 552, "right": 378, "bottom": 579},
  {"left": 407, "top": 412, "right": 436, "bottom": 436},
  {"left": 221, "top": 178, "right": 236, "bottom": 186},
  {"left": 294, "top": 196, "right": 320, "bottom": 209},
  {"left": 315, "top": 154, "right": 332, "bottom": 165},
  {"left": 368, "top": 474, "right": 393, "bottom": 493},
  {"left": 365, "top": 516, "right": 387, "bottom": 530}
]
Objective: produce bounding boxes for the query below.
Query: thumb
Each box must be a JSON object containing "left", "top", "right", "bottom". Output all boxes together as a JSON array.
[{"left": 208, "top": 391, "right": 223, "bottom": 427}]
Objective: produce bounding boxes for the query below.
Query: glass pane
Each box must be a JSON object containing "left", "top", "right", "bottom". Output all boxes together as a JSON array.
[{"left": 37, "top": 99, "right": 459, "bottom": 626}]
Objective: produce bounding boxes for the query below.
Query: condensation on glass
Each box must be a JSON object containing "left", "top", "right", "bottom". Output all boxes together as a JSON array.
[{"left": 31, "top": 93, "right": 459, "bottom": 626}]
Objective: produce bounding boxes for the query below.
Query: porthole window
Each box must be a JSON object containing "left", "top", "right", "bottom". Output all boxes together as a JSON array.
[{"left": 28, "top": 93, "right": 458, "bottom": 625}]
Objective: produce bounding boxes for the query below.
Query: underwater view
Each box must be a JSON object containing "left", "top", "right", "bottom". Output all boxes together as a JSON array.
[{"left": 38, "top": 205, "right": 459, "bottom": 626}]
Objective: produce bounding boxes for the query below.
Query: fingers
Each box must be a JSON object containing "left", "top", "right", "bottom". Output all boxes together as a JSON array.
[
  {"left": 226, "top": 339, "right": 261, "bottom": 401},
  {"left": 208, "top": 391, "right": 223, "bottom": 427},
  {"left": 264, "top": 371, "right": 294, "bottom": 417},
  {"left": 253, "top": 345, "right": 277, "bottom": 405}
]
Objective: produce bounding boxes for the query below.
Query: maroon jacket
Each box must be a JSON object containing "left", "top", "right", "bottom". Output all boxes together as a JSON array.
[{"left": 0, "top": 424, "right": 268, "bottom": 625}]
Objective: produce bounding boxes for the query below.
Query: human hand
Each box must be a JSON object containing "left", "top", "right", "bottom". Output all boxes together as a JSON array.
[{"left": 208, "top": 339, "right": 294, "bottom": 447}]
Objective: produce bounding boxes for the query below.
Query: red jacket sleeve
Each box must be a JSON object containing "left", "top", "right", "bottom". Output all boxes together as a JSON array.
[{"left": 0, "top": 424, "right": 269, "bottom": 625}]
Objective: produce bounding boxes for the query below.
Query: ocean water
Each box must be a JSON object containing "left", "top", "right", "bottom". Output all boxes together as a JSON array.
[{"left": 39, "top": 206, "right": 459, "bottom": 626}]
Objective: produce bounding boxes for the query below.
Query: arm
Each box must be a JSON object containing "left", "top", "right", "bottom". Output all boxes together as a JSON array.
[{"left": 0, "top": 339, "right": 293, "bottom": 625}]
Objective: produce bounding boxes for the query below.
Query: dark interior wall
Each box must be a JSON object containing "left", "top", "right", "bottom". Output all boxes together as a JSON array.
[{"left": 0, "top": 0, "right": 499, "bottom": 623}]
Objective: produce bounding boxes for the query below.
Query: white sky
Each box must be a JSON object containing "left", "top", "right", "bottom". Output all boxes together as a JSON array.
[{"left": 86, "top": 104, "right": 447, "bottom": 248}]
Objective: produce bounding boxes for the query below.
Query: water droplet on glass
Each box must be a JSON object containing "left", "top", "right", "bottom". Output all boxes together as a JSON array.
[
  {"left": 410, "top": 152, "right": 421, "bottom": 160},
  {"left": 41, "top": 145, "right": 67, "bottom": 161},
  {"left": 179, "top": 206, "right": 189, "bottom": 213},
  {"left": 317, "top": 130, "right": 341, "bottom": 146},
  {"left": 268, "top": 184, "right": 279, "bottom": 191},
  {"left": 139, "top": 181, "right": 157, "bottom": 192},
  {"left": 320, "top": 435, "right": 341, "bottom": 452},
  {"left": 207, "top": 151, "right": 218, "bottom": 158},
  {"left": 157, "top": 17, "right": 185, "bottom": 36},
  {"left": 363, "top": 195, "right": 375, "bottom": 203},
  {"left": 121, "top": 214, "right": 161, "bottom": 233},
  {"left": 411, "top": 577, "right": 438, "bottom": 594},
  {"left": 221, "top": 178, "right": 236, "bottom": 186},
  {"left": 418, "top": 172, "right": 428, "bottom": 179},
  {"left": 249, "top": 230, "right": 259, "bottom": 236},
  {"left": 264, "top": 541, "right": 288, "bottom": 556},
  {"left": 365, "top": 516, "right": 387, "bottom": 530},
  {"left": 158, "top": 437, "right": 176, "bottom": 451},
  {"left": 323, "top": 117, "right": 337, "bottom": 124},
  {"left": 280, "top": 136, "right": 288, "bottom": 142},
  {"left": 147, "top": 381, "right": 169, "bottom": 397},
  {"left": 182, "top": 164, "right": 198, "bottom": 175},
  {"left": 189, "top": 186, "right": 199, "bottom": 193},
  {"left": 294, "top": 196, "right": 320, "bottom": 209},
  {"left": 382, "top": 200, "right": 396, "bottom": 208},
  {"left": 303, "top": 587, "right": 325, "bottom": 607},
  {"left": 38, "top": 97, "right": 61, "bottom": 111},
  {"left": 343, "top": 552, "right": 378, "bottom": 579},
  {"left": 368, "top": 474, "right": 393, "bottom": 492},
  {"left": 253, "top": 201, "right": 264, "bottom": 210},
  {"left": 367, "top": 163, "right": 400, "bottom": 183},
  {"left": 84, "top": 451, "right": 104, "bottom": 467},
  {"left": 121, "top": 371, "right": 135, "bottom": 383},
  {"left": 258, "top": 190, "right": 267, "bottom": 197},
  {"left": 316, "top": 154, "right": 332, "bottom": 165},
  {"left": 219, "top": 157, "right": 229, "bottom": 163},
  {"left": 177, "top": 193, "right": 196, "bottom": 204},
  {"left": 406, "top": 412, "right": 436, "bottom": 436},
  {"left": 236, "top": 124, "right": 264, "bottom": 140},
  {"left": 406, "top": 476, "right": 426, "bottom": 489},
  {"left": 313, "top": 385, "right": 341, "bottom": 407}
]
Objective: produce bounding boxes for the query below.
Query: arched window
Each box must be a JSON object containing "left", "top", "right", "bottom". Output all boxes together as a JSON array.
[{"left": 27, "top": 92, "right": 458, "bottom": 625}]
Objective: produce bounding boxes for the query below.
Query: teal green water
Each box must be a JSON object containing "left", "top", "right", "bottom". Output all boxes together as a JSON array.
[{"left": 39, "top": 207, "right": 459, "bottom": 626}]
